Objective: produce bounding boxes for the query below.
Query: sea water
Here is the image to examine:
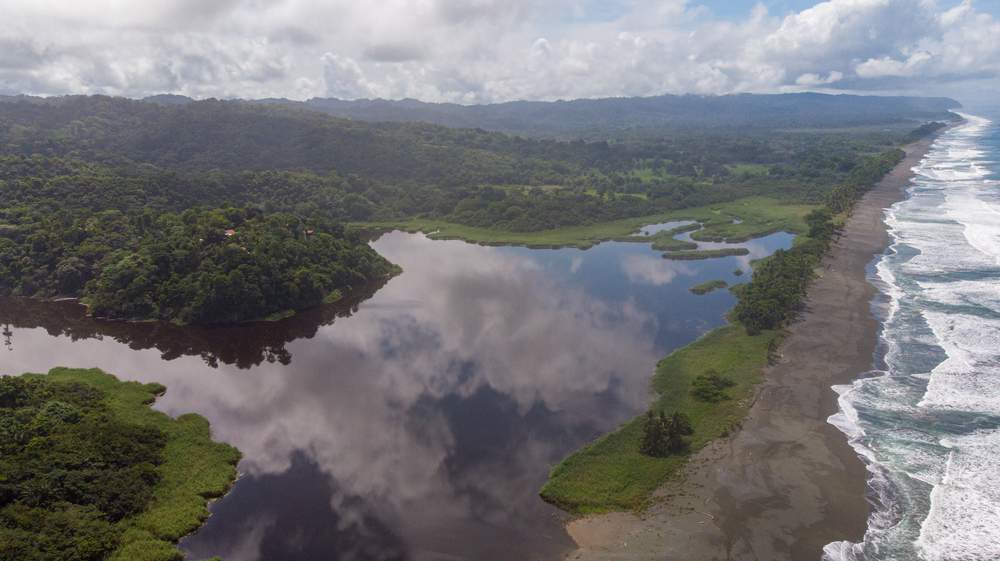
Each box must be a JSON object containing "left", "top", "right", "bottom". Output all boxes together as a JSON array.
[{"left": 825, "top": 113, "right": 1000, "bottom": 561}]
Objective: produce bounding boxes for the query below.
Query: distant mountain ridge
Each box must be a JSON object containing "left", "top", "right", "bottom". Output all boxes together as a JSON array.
[
  {"left": 253, "top": 92, "right": 962, "bottom": 138},
  {"left": 1, "top": 92, "right": 961, "bottom": 139}
]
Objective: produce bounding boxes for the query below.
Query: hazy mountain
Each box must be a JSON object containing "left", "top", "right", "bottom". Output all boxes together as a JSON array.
[{"left": 246, "top": 92, "right": 962, "bottom": 138}]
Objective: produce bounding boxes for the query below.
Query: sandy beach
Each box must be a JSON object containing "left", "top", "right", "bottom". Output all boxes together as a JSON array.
[{"left": 564, "top": 130, "right": 950, "bottom": 561}]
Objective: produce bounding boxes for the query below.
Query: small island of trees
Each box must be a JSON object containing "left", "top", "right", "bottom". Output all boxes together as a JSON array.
[{"left": 0, "top": 368, "right": 240, "bottom": 561}]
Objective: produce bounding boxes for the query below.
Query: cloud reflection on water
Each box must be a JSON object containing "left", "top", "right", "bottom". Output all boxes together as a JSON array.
[
  {"left": 178, "top": 232, "right": 662, "bottom": 558},
  {"left": 0, "top": 230, "right": 793, "bottom": 559},
  {"left": 620, "top": 254, "right": 696, "bottom": 285}
]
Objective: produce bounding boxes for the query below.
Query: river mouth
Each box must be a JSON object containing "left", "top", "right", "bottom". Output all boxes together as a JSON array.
[{"left": 0, "top": 229, "right": 791, "bottom": 561}]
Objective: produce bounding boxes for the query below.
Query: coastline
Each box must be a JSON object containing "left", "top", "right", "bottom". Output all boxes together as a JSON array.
[{"left": 564, "top": 130, "right": 949, "bottom": 560}]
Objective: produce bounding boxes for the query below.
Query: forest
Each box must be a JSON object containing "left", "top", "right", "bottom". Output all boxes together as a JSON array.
[
  {"left": 0, "top": 176, "right": 398, "bottom": 324},
  {"left": 0, "top": 95, "right": 941, "bottom": 324},
  {"left": 733, "top": 148, "right": 906, "bottom": 335},
  {"left": 0, "top": 368, "right": 240, "bottom": 561}
]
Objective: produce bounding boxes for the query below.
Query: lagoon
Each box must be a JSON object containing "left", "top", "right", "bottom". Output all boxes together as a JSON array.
[{"left": 0, "top": 228, "right": 791, "bottom": 560}]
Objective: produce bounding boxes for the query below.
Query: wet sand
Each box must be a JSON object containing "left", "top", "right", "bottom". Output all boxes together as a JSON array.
[{"left": 564, "top": 130, "right": 950, "bottom": 561}]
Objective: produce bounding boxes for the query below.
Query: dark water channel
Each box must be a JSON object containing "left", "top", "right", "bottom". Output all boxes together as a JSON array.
[{"left": 0, "top": 229, "right": 792, "bottom": 561}]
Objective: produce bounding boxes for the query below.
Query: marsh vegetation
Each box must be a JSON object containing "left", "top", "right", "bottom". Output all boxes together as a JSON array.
[{"left": 0, "top": 368, "right": 239, "bottom": 561}]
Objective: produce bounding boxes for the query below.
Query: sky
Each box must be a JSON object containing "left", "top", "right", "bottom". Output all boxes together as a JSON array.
[{"left": 0, "top": 0, "right": 998, "bottom": 105}]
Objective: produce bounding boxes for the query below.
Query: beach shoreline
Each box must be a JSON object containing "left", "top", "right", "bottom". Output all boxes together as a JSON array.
[{"left": 563, "top": 129, "right": 951, "bottom": 561}]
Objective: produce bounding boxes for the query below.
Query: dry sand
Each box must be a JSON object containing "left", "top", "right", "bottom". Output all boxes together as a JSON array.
[{"left": 564, "top": 130, "right": 949, "bottom": 561}]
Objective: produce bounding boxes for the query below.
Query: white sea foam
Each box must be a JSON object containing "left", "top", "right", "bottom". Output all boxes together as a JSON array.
[
  {"left": 825, "top": 381, "right": 879, "bottom": 561},
  {"left": 943, "top": 182, "right": 1000, "bottom": 267},
  {"left": 918, "top": 277, "right": 1000, "bottom": 313},
  {"left": 874, "top": 246, "right": 902, "bottom": 324},
  {"left": 915, "top": 429, "right": 1000, "bottom": 560},
  {"left": 919, "top": 311, "right": 1000, "bottom": 416},
  {"left": 826, "top": 114, "right": 1000, "bottom": 560}
]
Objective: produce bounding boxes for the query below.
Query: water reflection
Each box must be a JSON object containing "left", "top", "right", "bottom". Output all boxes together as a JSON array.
[
  {"left": 674, "top": 230, "right": 796, "bottom": 272},
  {"left": 0, "top": 230, "right": 793, "bottom": 560},
  {"left": 182, "top": 452, "right": 411, "bottom": 561},
  {"left": 632, "top": 220, "right": 697, "bottom": 236},
  {"left": 0, "top": 282, "right": 384, "bottom": 369}
]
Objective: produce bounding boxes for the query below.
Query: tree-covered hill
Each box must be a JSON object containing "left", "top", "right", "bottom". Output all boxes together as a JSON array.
[
  {"left": 0, "top": 176, "right": 397, "bottom": 324},
  {"left": 0, "top": 94, "right": 937, "bottom": 182},
  {"left": 0, "top": 95, "right": 947, "bottom": 324},
  {"left": 257, "top": 92, "right": 962, "bottom": 139}
]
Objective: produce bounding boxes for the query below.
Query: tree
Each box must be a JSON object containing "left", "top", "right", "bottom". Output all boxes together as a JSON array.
[
  {"left": 640, "top": 409, "right": 694, "bottom": 457},
  {"left": 691, "top": 372, "right": 736, "bottom": 403}
]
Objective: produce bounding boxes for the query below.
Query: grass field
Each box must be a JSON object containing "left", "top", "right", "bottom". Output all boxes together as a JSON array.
[
  {"left": 353, "top": 196, "right": 813, "bottom": 249},
  {"left": 725, "top": 163, "right": 771, "bottom": 175},
  {"left": 662, "top": 247, "right": 750, "bottom": 260},
  {"left": 28, "top": 368, "right": 240, "bottom": 561},
  {"left": 539, "top": 324, "right": 782, "bottom": 514}
]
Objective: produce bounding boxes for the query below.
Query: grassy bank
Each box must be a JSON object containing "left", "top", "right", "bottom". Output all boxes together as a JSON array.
[
  {"left": 2, "top": 368, "right": 240, "bottom": 561},
  {"left": 539, "top": 324, "right": 781, "bottom": 513},
  {"left": 663, "top": 248, "right": 749, "bottom": 260},
  {"left": 689, "top": 280, "right": 729, "bottom": 295},
  {"left": 539, "top": 147, "right": 910, "bottom": 516},
  {"left": 353, "top": 196, "right": 812, "bottom": 249}
]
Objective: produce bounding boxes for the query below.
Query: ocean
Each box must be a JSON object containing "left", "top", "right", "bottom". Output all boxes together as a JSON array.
[{"left": 825, "top": 113, "right": 1000, "bottom": 561}]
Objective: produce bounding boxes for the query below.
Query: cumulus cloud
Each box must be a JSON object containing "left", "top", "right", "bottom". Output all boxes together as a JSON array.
[
  {"left": 796, "top": 70, "right": 844, "bottom": 85},
  {"left": 322, "top": 53, "right": 381, "bottom": 99},
  {"left": 621, "top": 254, "right": 694, "bottom": 286},
  {"left": 0, "top": 0, "right": 997, "bottom": 101},
  {"left": 855, "top": 52, "right": 933, "bottom": 78}
]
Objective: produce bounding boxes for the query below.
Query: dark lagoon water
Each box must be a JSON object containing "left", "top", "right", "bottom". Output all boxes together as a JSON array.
[{"left": 0, "top": 228, "right": 792, "bottom": 561}]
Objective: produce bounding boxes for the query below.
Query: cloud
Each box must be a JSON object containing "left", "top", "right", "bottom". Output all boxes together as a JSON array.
[
  {"left": 321, "top": 53, "right": 381, "bottom": 99},
  {"left": 363, "top": 43, "right": 426, "bottom": 63},
  {"left": 855, "top": 52, "right": 932, "bottom": 78},
  {"left": 796, "top": 70, "right": 844, "bottom": 85},
  {"left": 620, "top": 254, "right": 694, "bottom": 286},
  {"left": 0, "top": 0, "right": 997, "bottom": 102}
]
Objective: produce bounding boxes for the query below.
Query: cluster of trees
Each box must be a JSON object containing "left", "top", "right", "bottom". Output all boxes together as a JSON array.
[
  {"left": 0, "top": 376, "right": 166, "bottom": 560},
  {"left": 0, "top": 195, "right": 396, "bottom": 324},
  {"left": 901, "top": 122, "right": 948, "bottom": 145},
  {"left": 732, "top": 248, "right": 818, "bottom": 335},
  {"left": 639, "top": 410, "right": 694, "bottom": 457},
  {"left": 825, "top": 149, "right": 905, "bottom": 213},
  {"left": 734, "top": 149, "right": 906, "bottom": 335}
]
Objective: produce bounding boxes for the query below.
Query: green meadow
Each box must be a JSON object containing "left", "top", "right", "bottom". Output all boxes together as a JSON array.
[
  {"left": 539, "top": 324, "right": 781, "bottom": 513},
  {"left": 355, "top": 196, "right": 812, "bottom": 249},
  {"left": 688, "top": 279, "right": 729, "bottom": 295}
]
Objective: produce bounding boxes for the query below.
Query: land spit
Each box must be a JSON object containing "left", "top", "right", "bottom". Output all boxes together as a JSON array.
[{"left": 564, "top": 130, "right": 948, "bottom": 561}]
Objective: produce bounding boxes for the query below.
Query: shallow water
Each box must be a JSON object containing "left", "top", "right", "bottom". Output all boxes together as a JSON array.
[
  {"left": 825, "top": 113, "right": 1000, "bottom": 561},
  {"left": 632, "top": 220, "right": 696, "bottom": 236},
  {"left": 0, "top": 229, "right": 791, "bottom": 560}
]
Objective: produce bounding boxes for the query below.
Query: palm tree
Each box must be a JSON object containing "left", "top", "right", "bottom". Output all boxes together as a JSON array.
[{"left": 640, "top": 409, "right": 694, "bottom": 457}]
